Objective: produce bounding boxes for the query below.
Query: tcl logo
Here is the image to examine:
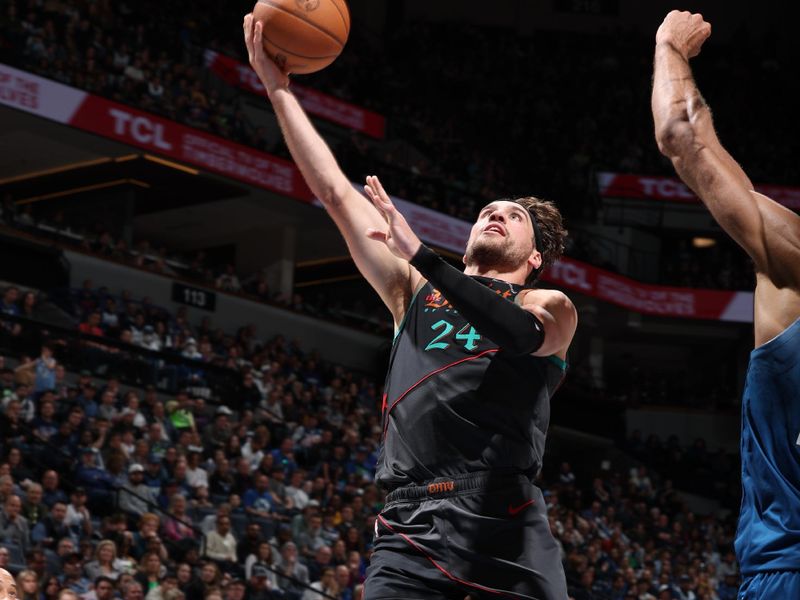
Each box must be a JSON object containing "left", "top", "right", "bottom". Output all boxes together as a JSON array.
[
  {"left": 549, "top": 261, "right": 592, "bottom": 291},
  {"left": 639, "top": 177, "right": 695, "bottom": 200},
  {"left": 109, "top": 108, "right": 173, "bottom": 151}
]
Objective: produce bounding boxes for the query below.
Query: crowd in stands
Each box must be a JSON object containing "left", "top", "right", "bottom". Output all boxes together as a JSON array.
[
  {"left": 0, "top": 0, "right": 781, "bottom": 292},
  {"left": 0, "top": 278, "right": 745, "bottom": 599},
  {"left": 0, "top": 202, "right": 392, "bottom": 335}
]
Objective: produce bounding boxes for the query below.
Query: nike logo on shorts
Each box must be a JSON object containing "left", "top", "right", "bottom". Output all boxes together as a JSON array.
[{"left": 508, "top": 499, "right": 535, "bottom": 516}]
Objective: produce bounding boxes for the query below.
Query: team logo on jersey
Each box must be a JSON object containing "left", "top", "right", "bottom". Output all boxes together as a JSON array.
[
  {"left": 424, "top": 286, "right": 515, "bottom": 312},
  {"left": 425, "top": 289, "right": 451, "bottom": 310}
]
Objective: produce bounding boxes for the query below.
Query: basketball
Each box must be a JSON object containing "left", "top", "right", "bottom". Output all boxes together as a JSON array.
[{"left": 252, "top": 0, "right": 350, "bottom": 75}]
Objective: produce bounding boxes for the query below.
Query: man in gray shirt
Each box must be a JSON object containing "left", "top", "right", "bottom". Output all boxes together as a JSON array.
[
  {"left": 0, "top": 495, "right": 29, "bottom": 552},
  {"left": 118, "top": 465, "right": 157, "bottom": 518}
]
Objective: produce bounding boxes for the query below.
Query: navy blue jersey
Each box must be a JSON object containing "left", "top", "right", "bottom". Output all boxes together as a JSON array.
[
  {"left": 735, "top": 318, "right": 800, "bottom": 575},
  {"left": 375, "top": 277, "right": 566, "bottom": 489}
]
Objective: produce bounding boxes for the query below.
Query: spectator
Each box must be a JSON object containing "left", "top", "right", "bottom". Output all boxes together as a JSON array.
[
  {"left": 0, "top": 495, "right": 30, "bottom": 552},
  {"left": 90, "top": 576, "right": 117, "bottom": 600},
  {"left": 244, "top": 541, "right": 277, "bottom": 582},
  {"left": 15, "top": 569, "right": 38, "bottom": 600},
  {"left": 161, "top": 495, "right": 196, "bottom": 549},
  {"left": 59, "top": 552, "right": 91, "bottom": 595},
  {"left": 246, "top": 564, "right": 276, "bottom": 600},
  {"left": 74, "top": 449, "right": 115, "bottom": 513},
  {"left": 296, "top": 515, "right": 326, "bottom": 560},
  {"left": 134, "top": 552, "right": 165, "bottom": 593},
  {"left": 274, "top": 542, "right": 309, "bottom": 600},
  {"left": 301, "top": 567, "right": 338, "bottom": 600},
  {"left": 40, "top": 471, "right": 68, "bottom": 509},
  {"left": 120, "top": 464, "right": 158, "bottom": 519},
  {"left": 242, "top": 474, "right": 277, "bottom": 521},
  {"left": 19, "top": 484, "right": 46, "bottom": 527},
  {"left": 306, "top": 546, "right": 332, "bottom": 585},
  {"left": 84, "top": 540, "right": 123, "bottom": 581},
  {"left": 64, "top": 488, "right": 92, "bottom": 540},
  {"left": 203, "top": 515, "right": 237, "bottom": 573},
  {"left": 31, "top": 501, "right": 71, "bottom": 549}
]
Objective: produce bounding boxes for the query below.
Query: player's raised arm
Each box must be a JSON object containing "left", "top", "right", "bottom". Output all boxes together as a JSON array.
[
  {"left": 652, "top": 11, "right": 800, "bottom": 283},
  {"left": 243, "top": 14, "right": 417, "bottom": 323}
]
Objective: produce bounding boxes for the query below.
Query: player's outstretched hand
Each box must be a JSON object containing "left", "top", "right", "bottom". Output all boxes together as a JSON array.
[
  {"left": 364, "top": 175, "right": 422, "bottom": 262},
  {"left": 656, "top": 10, "right": 711, "bottom": 59},
  {"left": 243, "top": 13, "right": 289, "bottom": 96}
]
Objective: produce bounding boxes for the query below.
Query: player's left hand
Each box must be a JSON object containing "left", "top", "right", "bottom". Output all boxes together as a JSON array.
[{"left": 364, "top": 175, "right": 422, "bottom": 262}]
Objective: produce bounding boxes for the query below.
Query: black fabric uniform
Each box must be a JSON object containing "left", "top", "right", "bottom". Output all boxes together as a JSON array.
[{"left": 365, "top": 277, "right": 568, "bottom": 600}]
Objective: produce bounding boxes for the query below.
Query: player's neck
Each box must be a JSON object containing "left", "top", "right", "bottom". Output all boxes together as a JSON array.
[{"left": 463, "top": 263, "right": 527, "bottom": 286}]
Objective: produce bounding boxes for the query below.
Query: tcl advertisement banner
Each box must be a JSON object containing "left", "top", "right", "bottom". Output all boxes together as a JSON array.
[
  {"left": 598, "top": 171, "right": 800, "bottom": 210},
  {"left": 0, "top": 64, "right": 754, "bottom": 323},
  {"left": 203, "top": 50, "right": 386, "bottom": 139},
  {"left": 541, "top": 257, "right": 753, "bottom": 323},
  {"left": 0, "top": 64, "right": 313, "bottom": 201}
]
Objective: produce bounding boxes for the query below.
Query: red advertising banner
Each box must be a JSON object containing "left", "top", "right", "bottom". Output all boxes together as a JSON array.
[
  {"left": 204, "top": 50, "right": 386, "bottom": 139},
  {"left": 70, "top": 96, "right": 314, "bottom": 201},
  {"left": 0, "top": 64, "right": 755, "bottom": 323},
  {"left": 541, "top": 256, "right": 752, "bottom": 322},
  {"left": 598, "top": 171, "right": 800, "bottom": 210}
]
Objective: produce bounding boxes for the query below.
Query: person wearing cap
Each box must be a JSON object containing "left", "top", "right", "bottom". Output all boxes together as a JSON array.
[
  {"left": 143, "top": 455, "right": 165, "bottom": 491},
  {"left": 120, "top": 464, "right": 158, "bottom": 519},
  {"left": 247, "top": 565, "right": 279, "bottom": 600},
  {"left": 60, "top": 551, "right": 91, "bottom": 595},
  {"left": 75, "top": 448, "right": 115, "bottom": 511}
]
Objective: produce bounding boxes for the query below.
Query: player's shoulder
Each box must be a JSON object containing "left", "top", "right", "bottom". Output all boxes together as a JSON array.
[{"left": 519, "top": 287, "right": 575, "bottom": 311}]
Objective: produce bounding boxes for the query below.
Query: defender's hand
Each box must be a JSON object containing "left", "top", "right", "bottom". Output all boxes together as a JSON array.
[
  {"left": 656, "top": 10, "right": 711, "bottom": 59},
  {"left": 243, "top": 14, "right": 289, "bottom": 96},
  {"left": 364, "top": 176, "right": 422, "bottom": 262}
]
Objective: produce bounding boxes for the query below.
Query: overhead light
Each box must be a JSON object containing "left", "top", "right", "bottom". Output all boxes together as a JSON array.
[{"left": 692, "top": 237, "right": 716, "bottom": 248}]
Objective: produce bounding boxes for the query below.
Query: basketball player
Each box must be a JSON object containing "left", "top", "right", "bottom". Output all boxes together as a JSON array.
[
  {"left": 652, "top": 11, "right": 800, "bottom": 599},
  {"left": 244, "top": 13, "right": 576, "bottom": 600}
]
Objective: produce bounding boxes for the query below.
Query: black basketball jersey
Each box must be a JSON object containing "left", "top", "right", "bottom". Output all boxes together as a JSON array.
[{"left": 376, "top": 276, "right": 567, "bottom": 489}]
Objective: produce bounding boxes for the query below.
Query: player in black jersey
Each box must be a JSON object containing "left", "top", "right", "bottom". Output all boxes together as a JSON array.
[{"left": 245, "top": 14, "right": 577, "bottom": 600}]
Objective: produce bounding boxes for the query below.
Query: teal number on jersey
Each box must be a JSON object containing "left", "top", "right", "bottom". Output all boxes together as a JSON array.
[
  {"left": 455, "top": 325, "right": 481, "bottom": 351},
  {"left": 425, "top": 319, "right": 454, "bottom": 351},
  {"left": 425, "top": 320, "right": 481, "bottom": 352}
]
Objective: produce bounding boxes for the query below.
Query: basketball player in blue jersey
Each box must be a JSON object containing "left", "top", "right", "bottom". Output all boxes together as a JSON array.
[
  {"left": 244, "top": 12, "right": 577, "bottom": 600},
  {"left": 653, "top": 11, "right": 800, "bottom": 600}
]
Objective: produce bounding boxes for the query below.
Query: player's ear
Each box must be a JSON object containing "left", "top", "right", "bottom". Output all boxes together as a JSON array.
[
  {"left": 462, "top": 253, "right": 468, "bottom": 266},
  {"left": 528, "top": 250, "right": 542, "bottom": 274}
]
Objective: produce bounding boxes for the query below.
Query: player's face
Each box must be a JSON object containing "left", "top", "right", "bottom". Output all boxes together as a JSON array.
[{"left": 463, "top": 201, "right": 538, "bottom": 273}]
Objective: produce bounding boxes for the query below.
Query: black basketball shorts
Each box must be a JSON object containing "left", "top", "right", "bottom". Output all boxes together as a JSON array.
[{"left": 364, "top": 472, "right": 568, "bottom": 600}]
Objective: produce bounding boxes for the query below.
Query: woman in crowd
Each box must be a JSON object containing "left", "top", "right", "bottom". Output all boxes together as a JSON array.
[
  {"left": 84, "top": 539, "right": 123, "bottom": 581},
  {"left": 16, "top": 570, "right": 38, "bottom": 600}
]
